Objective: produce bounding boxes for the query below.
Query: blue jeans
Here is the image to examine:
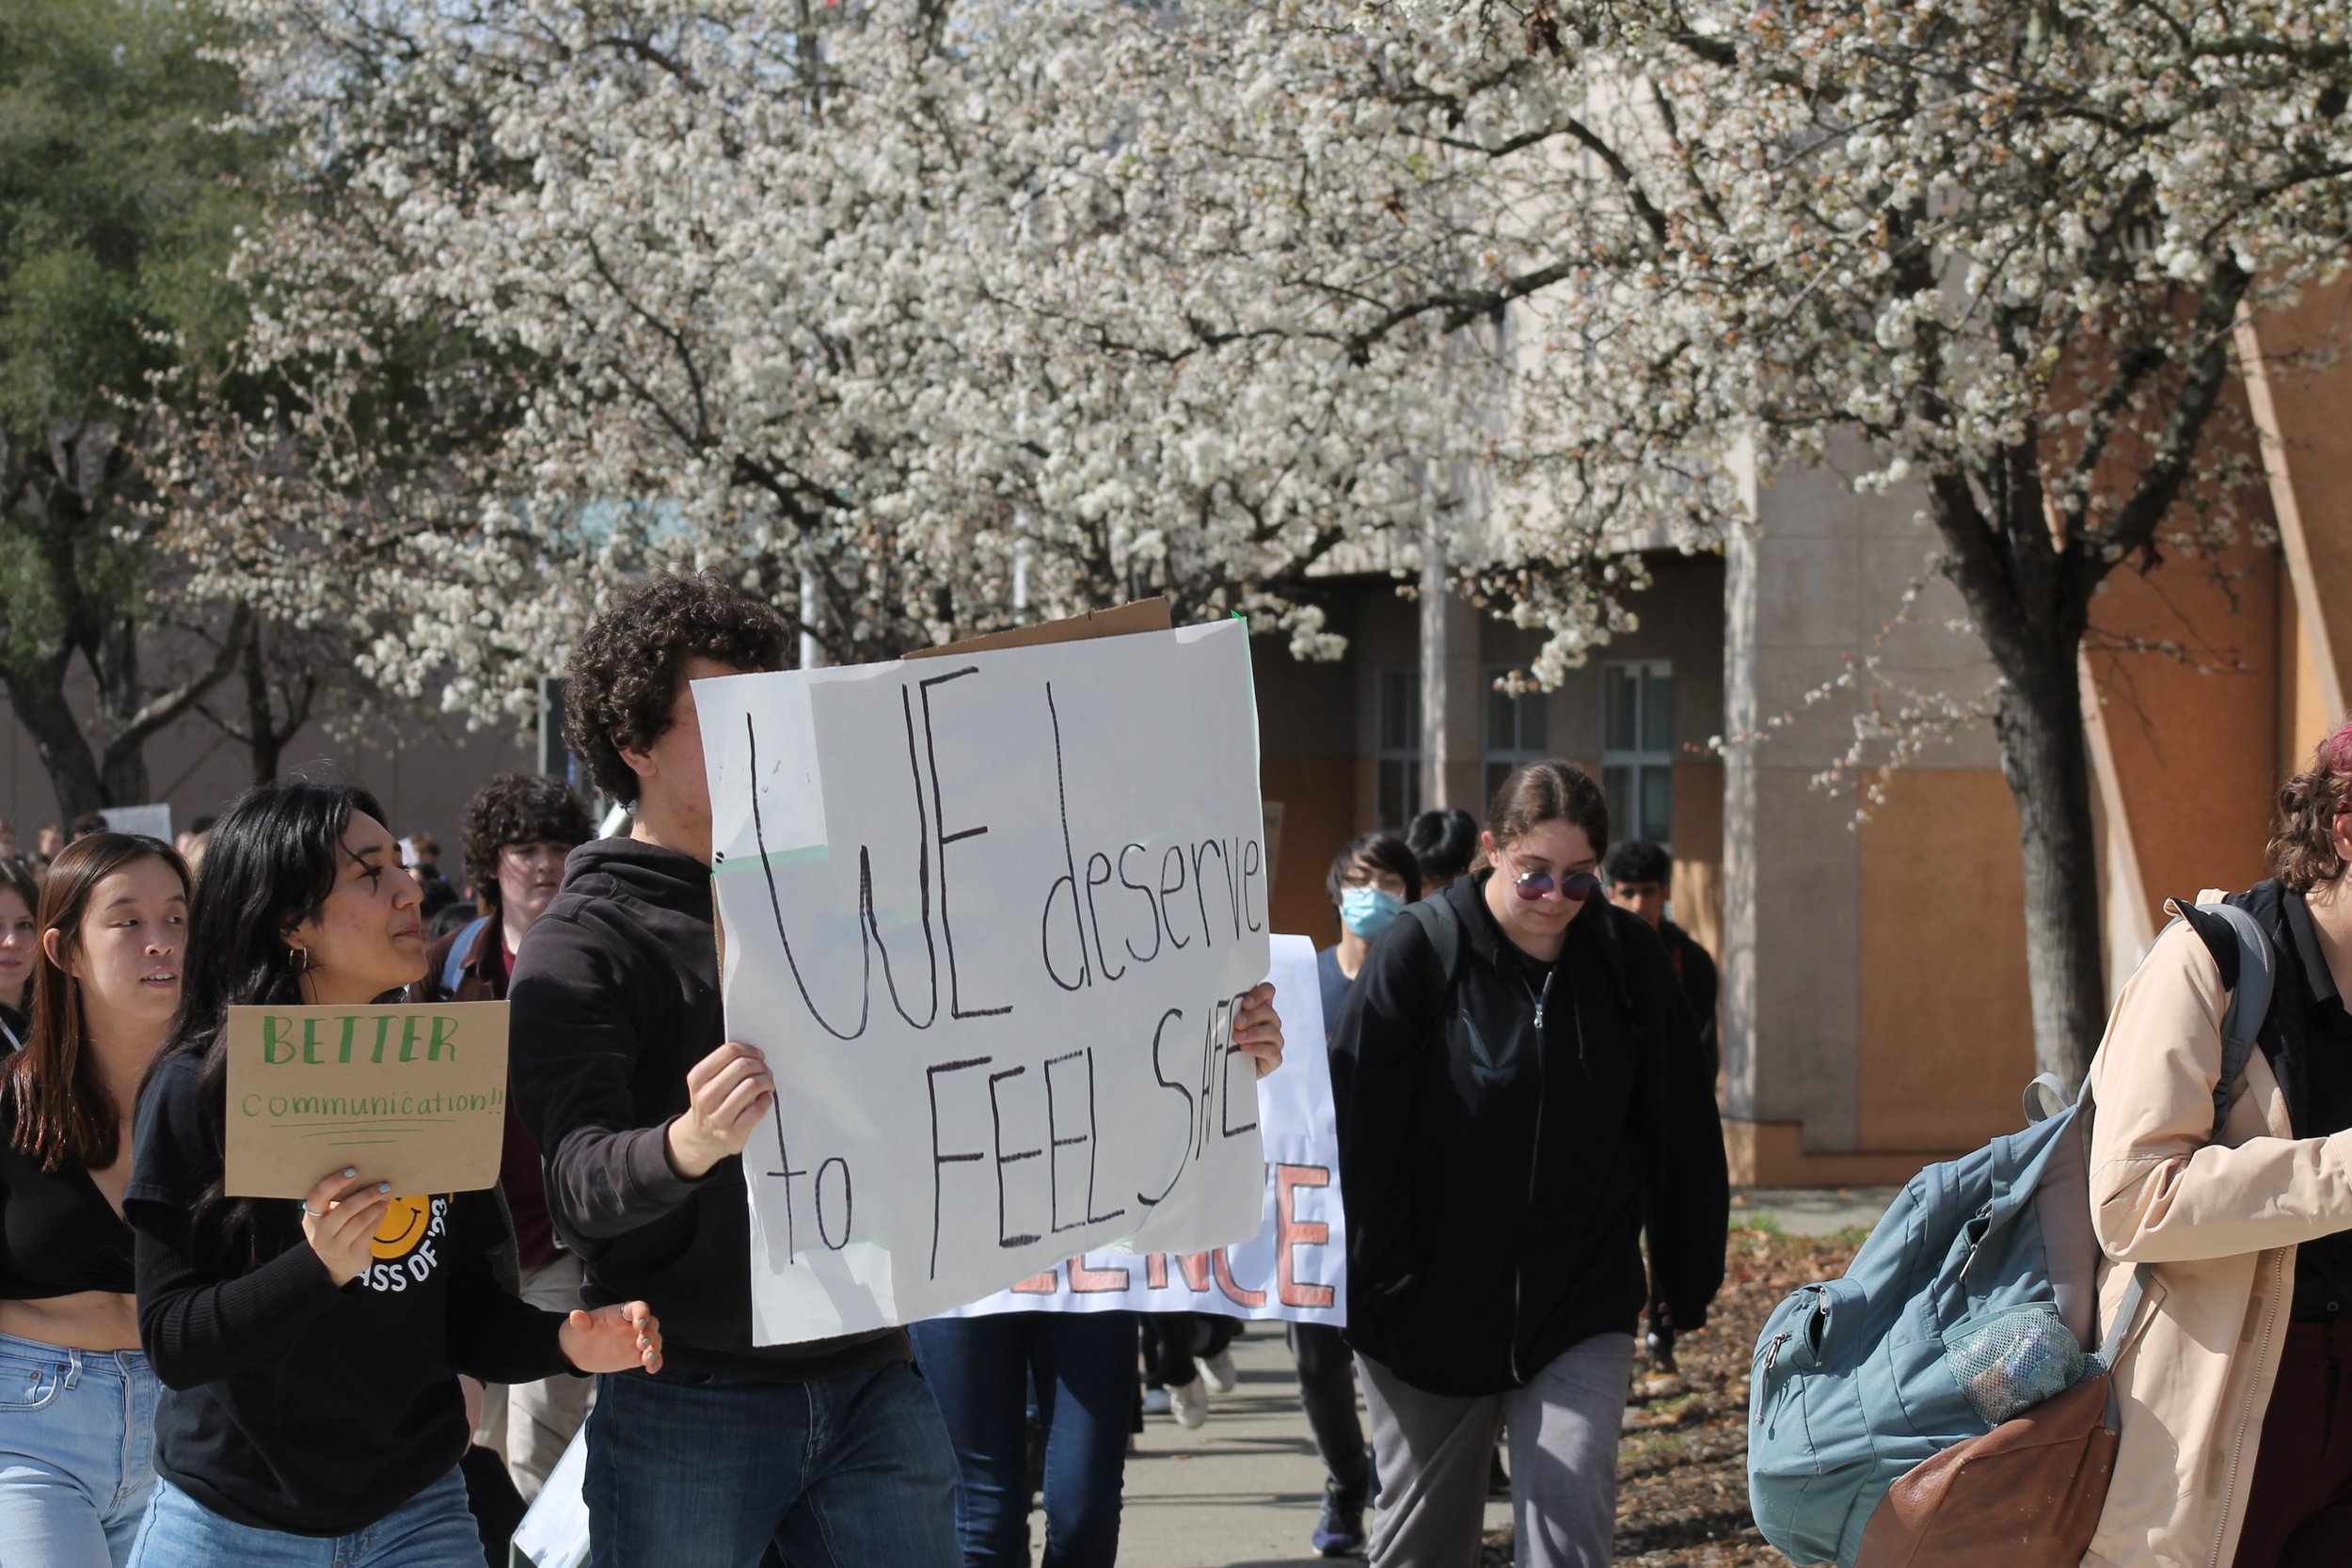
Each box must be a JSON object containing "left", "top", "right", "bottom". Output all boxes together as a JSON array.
[
  {"left": 0, "top": 1331, "right": 159, "bottom": 1568},
  {"left": 127, "top": 1465, "right": 479, "bottom": 1568},
  {"left": 583, "top": 1357, "right": 959, "bottom": 1568},
  {"left": 907, "top": 1313, "right": 1137, "bottom": 1568}
]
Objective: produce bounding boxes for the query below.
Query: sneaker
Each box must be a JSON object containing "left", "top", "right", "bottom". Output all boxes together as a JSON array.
[
  {"left": 1311, "top": 1481, "right": 1367, "bottom": 1557},
  {"left": 1169, "top": 1374, "right": 1210, "bottom": 1430},
  {"left": 1140, "top": 1386, "right": 1173, "bottom": 1417},
  {"left": 1199, "top": 1347, "right": 1239, "bottom": 1394}
]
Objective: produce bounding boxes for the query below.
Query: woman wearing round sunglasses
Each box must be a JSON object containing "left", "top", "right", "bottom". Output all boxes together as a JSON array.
[{"left": 1328, "top": 760, "right": 1728, "bottom": 1568}]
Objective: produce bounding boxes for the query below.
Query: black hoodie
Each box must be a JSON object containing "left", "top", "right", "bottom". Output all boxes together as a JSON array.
[
  {"left": 507, "top": 837, "right": 909, "bottom": 1381},
  {"left": 1330, "top": 870, "right": 1728, "bottom": 1396}
]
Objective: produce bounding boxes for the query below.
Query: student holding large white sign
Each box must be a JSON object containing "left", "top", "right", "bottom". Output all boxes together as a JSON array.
[{"left": 508, "top": 576, "right": 1284, "bottom": 1568}]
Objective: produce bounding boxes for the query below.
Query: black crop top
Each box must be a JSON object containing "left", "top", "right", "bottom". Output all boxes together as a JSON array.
[{"left": 0, "top": 1092, "right": 135, "bottom": 1299}]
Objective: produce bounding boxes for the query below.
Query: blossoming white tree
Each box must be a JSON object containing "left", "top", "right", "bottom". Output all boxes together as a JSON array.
[{"left": 216, "top": 0, "right": 2352, "bottom": 1076}]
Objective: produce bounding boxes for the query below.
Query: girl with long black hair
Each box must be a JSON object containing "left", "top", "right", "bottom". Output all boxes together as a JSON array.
[{"left": 121, "top": 782, "right": 662, "bottom": 1568}]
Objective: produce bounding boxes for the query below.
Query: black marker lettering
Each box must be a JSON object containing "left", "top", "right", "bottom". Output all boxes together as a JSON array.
[
  {"left": 927, "top": 1057, "right": 991, "bottom": 1277},
  {"left": 917, "top": 669, "right": 1009, "bottom": 1020},
  {"left": 1157, "top": 847, "right": 1192, "bottom": 951},
  {"left": 815, "top": 1157, "right": 853, "bottom": 1250},
  {"left": 1040, "top": 683, "right": 1094, "bottom": 992},
  {"left": 1083, "top": 1045, "right": 1125, "bottom": 1225},
  {"left": 1241, "top": 837, "right": 1265, "bottom": 932},
  {"left": 1138, "top": 1008, "right": 1193, "bottom": 1209},
  {"left": 990, "top": 1066, "right": 1043, "bottom": 1248},
  {"left": 767, "top": 1110, "right": 810, "bottom": 1259},
  {"left": 1045, "top": 1050, "right": 1091, "bottom": 1235},
  {"left": 1119, "top": 843, "right": 1163, "bottom": 965},
  {"left": 1083, "top": 852, "right": 1124, "bottom": 983}
]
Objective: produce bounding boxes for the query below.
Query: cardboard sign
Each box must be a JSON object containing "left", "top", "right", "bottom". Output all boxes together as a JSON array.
[
  {"left": 698, "top": 616, "right": 1271, "bottom": 1344},
  {"left": 943, "top": 933, "right": 1346, "bottom": 1325},
  {"left": 223, "top": 1003, "right": 511, "bottom": 1198}
]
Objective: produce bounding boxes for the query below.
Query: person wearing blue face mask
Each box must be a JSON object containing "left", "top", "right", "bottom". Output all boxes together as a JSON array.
[
  {"left": 1296, "top": 832, "right": 1422, "bottom": 1557},
  {"left": 1319, "top": 834, "right": 1422, "bottom": 1045}
]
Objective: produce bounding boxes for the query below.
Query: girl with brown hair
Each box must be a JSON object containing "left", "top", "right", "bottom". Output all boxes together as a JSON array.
[
  {"left": 2082, "top": 716, "right": 2352, "bottom": 1568},
  {"left": 0, "top": 854, "right": 44, "bottom": 1050},
  {"left": 0, "top": 832, "right": 189, "bottom": 1565}
]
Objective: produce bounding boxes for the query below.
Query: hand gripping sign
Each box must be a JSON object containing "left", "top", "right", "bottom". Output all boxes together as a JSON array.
[{"left": 697, "top": 616, "right": 1272, "bottom": 1344}]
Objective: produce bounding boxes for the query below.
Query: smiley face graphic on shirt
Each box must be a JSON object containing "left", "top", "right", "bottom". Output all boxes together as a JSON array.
[{"left": 358, "top": 1194, "right": 451, "bottom": 1292}]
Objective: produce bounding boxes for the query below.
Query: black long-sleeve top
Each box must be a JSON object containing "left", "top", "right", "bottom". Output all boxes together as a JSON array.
[
  {"left": 127, "top": 1051, "right": 574, "bottom": 1535},
  {"left": 1329, "top": 872, "right": 1729, "bottom": 1397}
]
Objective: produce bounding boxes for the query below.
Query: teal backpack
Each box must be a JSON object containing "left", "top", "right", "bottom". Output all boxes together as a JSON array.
[{"left": 1746, "top": 903, "right": 2275, "bottom": 1567}]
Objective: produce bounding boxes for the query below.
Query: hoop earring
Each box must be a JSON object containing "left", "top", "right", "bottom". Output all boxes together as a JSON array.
[{"left": 290, "top": 947, "right": 310, "bottom": 974}]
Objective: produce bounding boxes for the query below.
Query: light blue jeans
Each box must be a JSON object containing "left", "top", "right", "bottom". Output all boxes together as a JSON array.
[
  {"left": 0, "top": 1329, "right": 159, "bottom": 1568},
  {"left": 127, "top": 1465, "right": 479, "bottom": 1568}
]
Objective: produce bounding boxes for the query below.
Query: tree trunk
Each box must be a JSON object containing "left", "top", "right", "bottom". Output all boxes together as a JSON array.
[
  {"left": 242, "top": 632, "right": 284, "bottom": 784},
  {"left": 1, "top": 659, "right": 106, "bottom": 820},
  {"left": 1993, "top": 651, "right": 2110, "bottom": 1085}
]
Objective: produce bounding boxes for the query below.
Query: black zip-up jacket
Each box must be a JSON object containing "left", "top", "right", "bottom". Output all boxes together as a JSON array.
[
  {"left": 1330, "top": 871, "right": 1728, "bottom": 1396},
  {"left": 507, "top": 837, "right": 909, "bottom": 1382}
]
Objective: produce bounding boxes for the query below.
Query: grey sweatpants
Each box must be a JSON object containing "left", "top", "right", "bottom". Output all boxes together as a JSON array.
[{"left": 1358, "top": 1334, "right": 1634, "bottom": 1568}]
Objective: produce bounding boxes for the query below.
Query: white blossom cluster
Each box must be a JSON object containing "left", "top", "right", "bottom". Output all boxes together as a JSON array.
[{"left": 205, "top": 0, "right": 2352, "bottom": 721}]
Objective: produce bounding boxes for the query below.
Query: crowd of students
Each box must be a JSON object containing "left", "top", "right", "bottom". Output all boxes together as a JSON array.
[
  {"left": 0, "top": 569, "right": 1729, "bottom": 1568},
  {"left": 14, "top": 565, "right": 2344, "bottom": 1568}
]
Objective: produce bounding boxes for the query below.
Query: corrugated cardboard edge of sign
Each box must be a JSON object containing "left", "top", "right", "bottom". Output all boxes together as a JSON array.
[{"left": 904, "top": 597, "right": 1173, "bottom": 660}]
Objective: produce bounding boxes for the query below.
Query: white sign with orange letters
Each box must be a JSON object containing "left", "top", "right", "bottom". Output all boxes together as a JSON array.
[{"left": 941, "top": 934, "right": 1346, "bottom": 1326}]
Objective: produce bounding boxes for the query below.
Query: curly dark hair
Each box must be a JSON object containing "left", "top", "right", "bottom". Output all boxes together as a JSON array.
[
  {"left": 2270, "top": 715, "right": 2352, "bottom": 892},
  {"left": 564, "top": 573, "right": 790, "bottom": 806},
  {"left": 461, "top": 773, "right": 595, "bottom": 910}
]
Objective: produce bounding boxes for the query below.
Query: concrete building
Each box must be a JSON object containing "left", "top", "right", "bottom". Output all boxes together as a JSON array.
[{"left": 1256, "top": 281, "right": 2352, "bottom": 1186}]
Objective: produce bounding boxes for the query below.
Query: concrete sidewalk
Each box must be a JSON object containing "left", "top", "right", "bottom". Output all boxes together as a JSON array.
[
  {"left": 1731, "top": 1186, "right": 1899, "bottom": 1239},
  {"left": 1114, "top": 1325, "right": 1512, "bottom": 1568}
]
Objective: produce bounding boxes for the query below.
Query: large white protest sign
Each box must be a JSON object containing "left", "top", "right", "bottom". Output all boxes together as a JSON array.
[
  {"left": 699, "top": 619, "right": 1273, "bottom": 1344},
  {"left": 944, "top": 932, "right": 1346, "bottom": 1326}
]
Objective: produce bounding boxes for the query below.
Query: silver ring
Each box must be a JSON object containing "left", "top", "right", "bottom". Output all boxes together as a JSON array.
[{"left": 300, "top": 1204, "right": 323, "bottom": 1218}]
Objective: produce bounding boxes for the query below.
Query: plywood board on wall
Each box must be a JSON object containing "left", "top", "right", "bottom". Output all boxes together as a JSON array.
[{"left": 1855, "top": 769, "right": 2035, "bottom": 1151}]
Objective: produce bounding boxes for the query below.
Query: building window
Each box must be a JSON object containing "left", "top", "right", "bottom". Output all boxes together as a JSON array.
[
  {"left": 1602, "top": 660, "right": 1674, "bottom": 844},
  {"left": 1375, "top": 667, "right": 1421, "bottom": 830},
  {"left": 1484, "top": 668, "right": 1549, "bottom": 805}
]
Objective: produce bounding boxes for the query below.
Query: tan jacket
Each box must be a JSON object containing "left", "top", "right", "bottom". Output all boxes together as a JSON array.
[{"left": 2084, "top": 897, "right": 2352, "bottom": 1568}]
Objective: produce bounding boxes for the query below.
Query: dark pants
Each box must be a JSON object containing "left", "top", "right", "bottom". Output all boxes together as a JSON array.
[
  {"left": 1139, "top": 1312, "right": 1235, "bottom": 1389},
  {"left": 582, "top": 1357, "right": 959, "bottom": 1568},
  {"left": 908, "top": 1313, "right": 1137, "bottom": 1568},
  {"left": 2235, "top": 1318, "right": 2352, "bottom": 1568},
  {"left": 1289, "top": 1322, "right": 1369, "bottom": 1497}
]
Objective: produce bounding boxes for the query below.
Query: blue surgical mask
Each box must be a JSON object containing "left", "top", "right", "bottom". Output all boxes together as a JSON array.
[{"left": 1341, "top": 885, "right": 1406, "bottom": 941}]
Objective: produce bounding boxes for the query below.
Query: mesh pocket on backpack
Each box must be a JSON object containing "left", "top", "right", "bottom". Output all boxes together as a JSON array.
[{"left": 1943, "top": 1301, "right": 2091, "bottom": 1428}]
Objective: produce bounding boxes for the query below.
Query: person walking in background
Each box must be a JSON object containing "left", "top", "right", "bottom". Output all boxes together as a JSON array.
[
  {"left": 0, "top": 834, "right": 187, "bottom": 1566},
  {"left": 2080, "top": 717, "right": 2352, "bottom": 1568},
  {"left": 0, "top": 856, "right": 43, "bottom": 1050},
  {"left": 1404, "top": 809, "right": 1478, "bottom": 896},
  {"left": 1332, "top": 761, "right": 1727, "bottom": 1568},
  {"left": 1602, "top": 838, "right": 1719, "bottom": 1083},
  {"left": 1300, "top": 831, "right": 1420, "bottom": 1557},
  {"left": 123, "top": 783, "right": 660, "bottom": 1568},
  {"left": 421, "top": 773, "right": 597, "bottom": 1505}
]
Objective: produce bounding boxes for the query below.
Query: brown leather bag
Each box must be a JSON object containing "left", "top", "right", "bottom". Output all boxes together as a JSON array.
[{"left": 1854, "top": 1371, "right": 2118, "bottom": 1568}]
